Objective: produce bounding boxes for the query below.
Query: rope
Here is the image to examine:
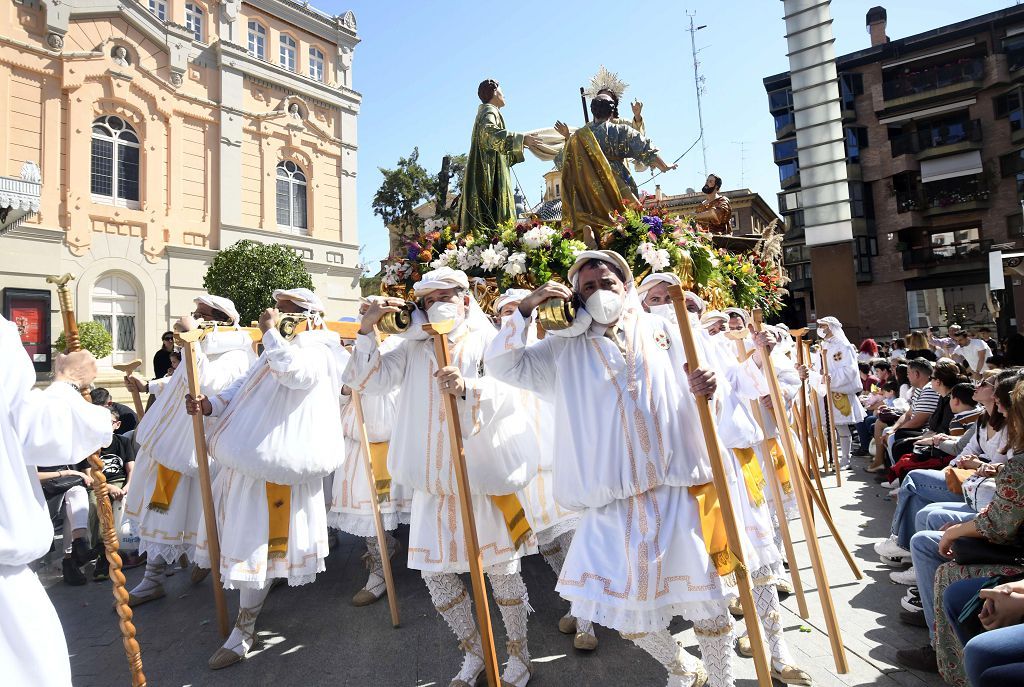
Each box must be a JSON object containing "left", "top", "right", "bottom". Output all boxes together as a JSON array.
[{"left": 637, "top": 134, "right": 702, "bottom": 188}]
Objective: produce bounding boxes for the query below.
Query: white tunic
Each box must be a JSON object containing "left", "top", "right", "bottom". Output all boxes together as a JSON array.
[
  {"left": 125, "top": 329, "right": 255, "bottom": 563},
  {"left": 1, "top": 316, "right": 111, "bottom": 687},
  {"left": 343, "top": 322, "right": 537, "bottom": 574},
  {"left": 196, "top": 327, "right": 345, "bottom": 589},
  {"left": 487, "top": 308, "right": 735, "bottom": 633},
  {"left": 820, "top": 337, "right": 866, "bottom": 426}
]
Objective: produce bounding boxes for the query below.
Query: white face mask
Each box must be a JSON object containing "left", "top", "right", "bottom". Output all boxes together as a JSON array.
[
  {"left": 584, "top": 289, "right": 624, "bottom": 325},
  {"left": 426, "top": 301, "right": 462, "bottom": 326},
  {"left": 500, "top": 315, "right": 512, "bottom": 328},
  {"left": 648, "top": 304, "right": 675, "bottom": 321}
]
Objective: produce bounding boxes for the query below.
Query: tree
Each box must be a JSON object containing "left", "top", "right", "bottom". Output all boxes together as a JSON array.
[
  {"left": 203, "top": 240, "right": 313, "bottom": 325},
  {"left": 54, "top": 321, "right": 113, "bottom": 359}
]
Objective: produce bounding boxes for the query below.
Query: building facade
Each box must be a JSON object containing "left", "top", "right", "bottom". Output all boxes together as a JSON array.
[
  {"left": 0, "top": 0, "right": 362, "bottom": 376},
  {"left": 765, "top": 5, "right": 1024, "bottom": 340}
]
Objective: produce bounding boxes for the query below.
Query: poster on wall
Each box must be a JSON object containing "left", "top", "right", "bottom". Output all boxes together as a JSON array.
[{"left": 3, "top": 288, "right": 52, "bottom": 373}]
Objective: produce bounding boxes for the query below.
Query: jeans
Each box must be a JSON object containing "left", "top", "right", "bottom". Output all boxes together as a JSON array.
[
  {"left": 916, "top": 502, "right": 976, "bottom": 533},
  {"left": 857, "top": 415, "right": 876, "bottom": 451},
  {"left": 965, "top": 625, "right": 1024, "bottom": 686},
  {"left": 943, "top": 576, "right": 991, "bottom": 647},
  {"left": 891, "top": 469, "right": 962, "bottom": 549},
  {"left": 910, "top": 530, "right": 945, "bottom": 642}
]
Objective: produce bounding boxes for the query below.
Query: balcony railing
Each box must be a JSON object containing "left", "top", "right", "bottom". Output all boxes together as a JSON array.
[
  {"left": 925, "top": 187, "right": 990, "bottom": 212},
  {"left": 891, "top": 119, "right": 983, "bottom": 157},
  {"left": 902, "top": 238, "right": 993, "bottom": 270},
  {"left": 883, "top": 57, "right": 985, "bottom": 101}
]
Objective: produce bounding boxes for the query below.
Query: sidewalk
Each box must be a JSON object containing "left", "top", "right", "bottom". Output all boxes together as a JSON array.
[{"left": 43, "top": 463, "right": 947, "bottom": 686}]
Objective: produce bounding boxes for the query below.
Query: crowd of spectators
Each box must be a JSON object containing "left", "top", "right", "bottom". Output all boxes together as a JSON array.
[{"left": 846, "top": 324, "right": 1024, "bottom": 685}]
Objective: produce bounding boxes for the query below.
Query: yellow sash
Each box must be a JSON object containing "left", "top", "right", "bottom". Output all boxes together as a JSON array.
[
  {"left": 831, "top": 392, "right": 852, "bottom": 417},
  {"left": 731, "top": 448, "right": 767, "bottom": 507},
  {"left": 147, "top": 464, "right": 182, "bottom": 513},
  {"left": 490, "top": 493, "right": 533, "bottom": 550},
  {"left": 266, "top": 482, "right": 291, "bottom": 560},
  {"left": 368, "top": 441, "right": 392, "bottom": 503},
  {"left": 767, "top": 438, "right": 793, "bottom": 495},
  {"left": 688, "top": 482, "right": 742, "bottom": 577}
]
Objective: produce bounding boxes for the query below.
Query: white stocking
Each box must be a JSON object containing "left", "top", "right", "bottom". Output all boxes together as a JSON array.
[
  {"left": 220, "top": 586, "right": 271, "bottom": 658},
  {"left": 489, "top": 571, "right": 532, "bottom": 686},
  {"left": 693, "top": 615, "right": 735, "bottom": 687},
  {"left": 423, "top": 572, "right": 484, "bottom": 684},
  {"left": 361, "top": 533, "right": 396, "bottom": 595},
  {"left": 129, "top": 560, "right": 166, "bottom": 596},
  {"left": 627, "top": 630, "right": 701, "bottom": 687},
  {"left": 837, "top": 425, "right": 852, "bottom": 467},
  {"left": 752, "top": 566, "right": 795, "bottom": 669}
]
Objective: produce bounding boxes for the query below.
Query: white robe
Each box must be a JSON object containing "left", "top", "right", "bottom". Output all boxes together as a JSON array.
[
  {"left": 196, "top": 327, "right": 345, "bottom": 589},
  {"left": 329, "top": 368, "right": 413, "bottom": 536},
  {"left": 343, "top": 321, "right": 538, "bottom": 574},
  {"left": 125, "top": 329, "right": 255, "bottom": 563},
  {"left": 1, "top": 315, "right": 111, "bottom": 687},
  {"left": 819, "top": 338, "right": 866, "bottom": 426},
  {"left": 487, "top": 308, "right": 736, "bottom": 633}
]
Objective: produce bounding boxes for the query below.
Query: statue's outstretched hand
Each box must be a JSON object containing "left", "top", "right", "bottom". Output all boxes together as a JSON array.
[
  {"left": 523, "top": 133, "right": 542, "bottom": 149},
  {"left": 554, "top": 121, "right": 571, "bottom": 140}
]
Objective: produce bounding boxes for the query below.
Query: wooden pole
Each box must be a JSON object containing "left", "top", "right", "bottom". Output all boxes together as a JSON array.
[
  {"left": 750, "top": 311, "right": 849, "bottom": 673},
  {"left": 820, "top": 348, "right": 843, "bottom": 487},
  {"left": 427, "top": 321, "right": 501, "bottom": 687},
  {"left": 804, "top": 341, "right": 829, "bottom": 475},
  {"left": 579, "top": 86, "right": 590, "bottom": 123},
  {"left": 350, "top": 391, "right": 401, "bottom": 628},
  {"left": 667, "top": 286, "right": 773, "bottom": 687},
  {"left": 113, "top": 359, "right": 146, "bottom": 420},
  {"left": 46, "top": 273, "right": 147, "bottom": 687},
  {"left": 176, "top": 329, "right": 230, "bottom": 638},
  {"left": 738, "top": 341, "right": 809, "bottom": 620},
  {"left": 796, "top": 339, "right": 829, "bottom": 515}
]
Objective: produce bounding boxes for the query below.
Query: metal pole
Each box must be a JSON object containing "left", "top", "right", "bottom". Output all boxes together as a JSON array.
[{"left": 687, "top": 13, "right": 708, "bottom": 176}]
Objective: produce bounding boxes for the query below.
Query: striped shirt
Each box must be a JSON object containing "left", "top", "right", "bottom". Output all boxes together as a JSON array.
[{"left": 910, "top": 385, "right": 940, "bottom": 416}]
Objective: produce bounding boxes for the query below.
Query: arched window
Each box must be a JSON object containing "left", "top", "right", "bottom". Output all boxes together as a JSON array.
[
  {"left": 276, "top": 161, "right": 307, "bottom": 234},
  {"left": 185, "top": 3, "right": 204, "bottom": 42},
  {"left": 247, "top": 21, "right": 266, "bottom": 59},
  {"left": 91, "top": 115, "right": 140, "bottom": 208},
  {"left": 309, "top": 47, "right": 325, "bottom": 82},
  {"left": 279, "top": 34, "right": 296, "bottom": 72},
  {"left": 92, "top": 274, "right": 138, "bottom": 367}
]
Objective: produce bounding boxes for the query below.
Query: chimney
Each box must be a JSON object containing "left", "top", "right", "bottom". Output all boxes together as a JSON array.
[
  {"left": 655, "top": 184, "right": 663, "bottom": 203},
  {"left": 866, "top": 6, "right": 888, "bottom": 47}
]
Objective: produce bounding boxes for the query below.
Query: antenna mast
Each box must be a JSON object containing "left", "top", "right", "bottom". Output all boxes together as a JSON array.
[
  {"left": 687, "top": 12, "right": 709, "bottom": 176},
  {"left": 732, "top": 140, "right": 748, "bottom": 187}
]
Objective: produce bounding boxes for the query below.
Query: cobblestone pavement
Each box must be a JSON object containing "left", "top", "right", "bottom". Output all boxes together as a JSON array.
[{"left": 42, "top": 462, "right": 947, "bottom": 686}]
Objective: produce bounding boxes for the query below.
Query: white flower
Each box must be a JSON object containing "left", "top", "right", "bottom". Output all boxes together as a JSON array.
[
  {"left": 504, "top": 252, "right": 527, "bottom": 276},
  {"left": 382, "top": 262, "right": 411, "bottom": 286},
  {"left": 423, "top": 217, "right": 446, "bottom": 232},
  {"left": 479, "top": 244, "right": 509, "bottom": 271},
  {"left": 430, "top": 248, "right": 458, "bottom": 270},
  {"left": 520, "top": 225, "right": 556, "bottom": 250},
  {"left": 456, "top": 246, "right": 481, "bottom": 271},
  {"left": 638, "top": 242, "right": 671, "bottom": 271}
]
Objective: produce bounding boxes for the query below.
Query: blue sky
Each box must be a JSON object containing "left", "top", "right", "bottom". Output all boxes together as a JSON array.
[{"left": 315, "top": 1, "right": 1014, "bottom": 272}]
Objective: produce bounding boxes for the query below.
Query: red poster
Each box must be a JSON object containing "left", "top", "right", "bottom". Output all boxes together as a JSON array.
[{"left": 10, "top": 301, "right": 44, "bottom": 361}]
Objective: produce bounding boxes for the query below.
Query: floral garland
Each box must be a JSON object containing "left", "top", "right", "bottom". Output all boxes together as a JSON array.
[{"left": 381, "top": 204, "right": 787, "bottom": 315}]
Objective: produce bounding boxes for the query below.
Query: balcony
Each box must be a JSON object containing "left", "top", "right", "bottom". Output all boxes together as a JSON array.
[
  {"left": 922, "top": 187, "right": 990, "bottom": 216},
  {"left": 774, "top": 111, "right": 795, "bottom": 139},
  {"left": 890, "top": 119, "right": 983, "bottom": 159},
  {"left": 902, "top": 238, "right": 993, "bottom": 271},
  {"left": 778, "top": 160, "right": 800, "bottom": 189},
  {"left": 882, "top": 56, "right": 985, "bottom": 107}
]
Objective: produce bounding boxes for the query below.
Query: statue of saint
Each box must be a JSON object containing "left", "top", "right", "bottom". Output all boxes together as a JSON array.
[
  {"left": 457, "top": 80, "right": 540, "bottom": 231},
  {"left": 693, "top": 174, "right": 733, "bottom": 235},
  {"left": 553, "top": 94, "right": 675, "bottom": 236}
]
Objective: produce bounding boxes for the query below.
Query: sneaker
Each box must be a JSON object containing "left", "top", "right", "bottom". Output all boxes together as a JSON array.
[
  {"left": 890, "top": 566, "right": 918, "bottom": 586},
  {"left": 889, "top": 488, "right": 901, "bottom": 496},
  {"left": 70, "top": 538, "right": 94, "bottom": 568},
  {"left": 62, "top": 557, "right": 87, "bottom": 586},
  {"left": 902, "top": 592, "right": 924, "bottom": 613},
  {"left": 881, "top": 479, "right": 898, "bottom": 489},
  {"left": 906, "top": 585, "right": 921, "bottom": 599},
  {"left": 874, "top": 537, "right": 911, "bottom": 560},
  {"left": 896, "top": 645, "right": 937, "bottom": 672},
  {"left": 899, "top": 610, "right": 927, "bottom": 628},
  {"left": 881, "top": 554, "right": 909, "bottom": 568}
]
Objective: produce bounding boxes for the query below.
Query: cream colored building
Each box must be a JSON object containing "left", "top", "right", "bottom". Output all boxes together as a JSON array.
[{"left": 0, "top": 0, "right": 362, "bottom": 377}]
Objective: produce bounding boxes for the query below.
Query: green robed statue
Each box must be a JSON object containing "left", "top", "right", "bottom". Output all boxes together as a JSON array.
[{"left": 458, "top": 79, "right": 541, "bottom": 231}]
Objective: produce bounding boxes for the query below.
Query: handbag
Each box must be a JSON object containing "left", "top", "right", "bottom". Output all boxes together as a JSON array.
[
  {"left": 945, "top": 467, "right": 976, "bottom": 495},
  {"left": 951, "top": 538, "right": 1024, "bottom": 567},
  {"left": 41, "top": 473, "right": 85, "bottom": 499}
]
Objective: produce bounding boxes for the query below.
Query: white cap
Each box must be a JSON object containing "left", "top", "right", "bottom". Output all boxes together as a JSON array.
[
  {"left": 272, "top": 288, "right": 325, "bottom": 313},
  {"left": 494, "top": 288, "right": 531, "bottom": 314},
  {"left": 567, "top": 250, "right": 633, "bottom": 288},
  {"left": 194, "top": 294, "right": 239, "bottom": 324},
  {"left": 412, "top": 267, "right": 470, "bottom": 296},
  {"left": 637, "top": 272, "right": 681, "bottom": 294},
  {"left": 701, "top": 310, "right": 728, "bottom": 326}
]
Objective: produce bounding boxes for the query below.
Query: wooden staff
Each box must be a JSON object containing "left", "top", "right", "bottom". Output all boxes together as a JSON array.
[
  {"left": 427, "top": 320, "right": 501, "bottom": 687},
  {"left": 803, "top": 341, "right": 829, "bottom": 473},
  {"left": 819, "top": 347, "right": 843, "bottom": 487},
  {"left": 113, "top": 358, "right": 146, "bottom": 420},
  {"left": 750, "top": 311, "right": 848, "bottom": 673},
  {"left": 350, "top": 390, "right": 401, "bottom": 628},
  {"left": 176, "top": 329, "right": 230, "bottom": 638},
  {"left": 579, "top": 86, "right": 589, "bottom": 123},
  {"left": 46, "top": 273, "right": 147, "bottom": 687},
  {"left": 795, "top": 338, "right": 828, "bottom": 515},
  {"left": 667, "top": 286, "right": 773, "bottom": 687},
  {"left": 737, "top": 339, "right": 809, "bottom": 620}
]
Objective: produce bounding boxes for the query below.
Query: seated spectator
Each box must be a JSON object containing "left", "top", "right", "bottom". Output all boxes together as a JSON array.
[
  {"left": 953, "top": 329, "right": 993, "bottom": 380},
  {"left": 906, "top": 331, "right": 939, "bottom": 362},
  {"left": 37, "top": 462, "right": 95, "bottom": 585},
  {"left": 874, "top": 359, "right": 939, "bottom": 472},
  {"left": 859, "top": 337, "right": 879, "bottom": 364},
  {"left": 859, "top": 380, "right": 902, "bottom": 463},
  {"left": 885, "top": 380, "right": 976, "bottom": 485},
  {"left": 897, "top": 377, "right": 1024, "bottom": 677},
  {"left": 90, "top": 387, "right": 137, "bottom": 435},
  {"left": 874, "top": 372, "right": 1007, "bottom": 568},
  {"left": 859, "top": 361, "right": 880, "bottom": 392},
  {"left": 89, "top": 408, "right": 139, "bottom": 581},
  {"left": 943, "top": 575, "right": 1024, "bottom": 687}
]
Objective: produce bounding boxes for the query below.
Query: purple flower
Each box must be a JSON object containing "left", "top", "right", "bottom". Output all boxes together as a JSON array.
[
  {"left": 642, "top": 216, "right": 664, "bottom": 236},
  {"left": 406, "top": 242, "right": 421, "bottom": 261}
]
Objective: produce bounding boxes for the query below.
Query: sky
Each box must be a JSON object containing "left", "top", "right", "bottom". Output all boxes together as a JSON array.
[{"left": 314, "top": 0, "right": 1016, "bottom": 272}]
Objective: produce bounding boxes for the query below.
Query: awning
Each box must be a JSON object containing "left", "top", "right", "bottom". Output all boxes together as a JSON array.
[
  {"left": 0, "top": 161, "right": 41, "bottom": 236},
  {"left": 920, "top": 150, "right": 983, "bottom": 184}
]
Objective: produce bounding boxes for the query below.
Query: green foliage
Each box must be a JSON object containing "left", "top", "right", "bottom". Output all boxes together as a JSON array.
[
  {"left": 54, "top": 321, "right": 113, "bottom": 359},
  {"left": 372, "top": 149, "right": 468, "bottom": 232},
  {"left": 202, "top": 240, "right": 313, "bottom": 325}
]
